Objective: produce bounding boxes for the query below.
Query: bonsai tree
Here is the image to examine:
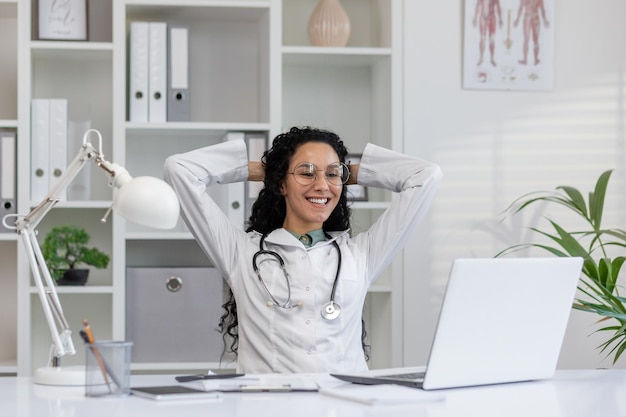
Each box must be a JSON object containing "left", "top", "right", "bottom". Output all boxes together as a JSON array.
[
  {"left": 497, "top": 170, "right": 626, "bottom": 363},
  {"left": 42, "top": 225, "right": 110, "bottom": 281}
]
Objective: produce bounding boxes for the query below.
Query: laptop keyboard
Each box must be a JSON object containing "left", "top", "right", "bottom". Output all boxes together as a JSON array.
[{"left": 383, "top": 372, "right": 425, "bottom": 380}]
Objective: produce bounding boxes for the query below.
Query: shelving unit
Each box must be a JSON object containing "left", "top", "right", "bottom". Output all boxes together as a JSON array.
[
  {"left": 0, "top": 0, "right": 18, "bottom": 375},
  {"left": 7, "top": 0, "right": 404, "bottom": 376}
]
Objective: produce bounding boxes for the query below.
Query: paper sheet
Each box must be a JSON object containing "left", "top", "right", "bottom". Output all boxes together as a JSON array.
[
  {"left": 194, "top": 374, "right": 319, "bottom": 392},
  {"left": 319, "top": 384, "right": 445, "bottom": 405}
]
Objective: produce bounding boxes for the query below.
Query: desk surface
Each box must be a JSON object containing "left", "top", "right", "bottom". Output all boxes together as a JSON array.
[{"left": 2, "top": 370, "right": 625, "bottom": 417}]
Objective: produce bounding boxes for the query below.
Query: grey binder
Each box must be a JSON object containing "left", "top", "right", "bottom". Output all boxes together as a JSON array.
[
  {"left": 167, "top": 25, "right": 190, "bottom": 121},
  {"left": 0, "top": 130, "right": 17, "bottom": 233}
]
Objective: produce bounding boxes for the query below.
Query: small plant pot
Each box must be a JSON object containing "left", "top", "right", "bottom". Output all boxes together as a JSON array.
[{"left": 57, "top": 269, "right": 89, "bottom": 286}]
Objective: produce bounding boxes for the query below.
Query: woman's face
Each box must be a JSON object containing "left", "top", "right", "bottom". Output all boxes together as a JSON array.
[{"left": 280, "top": 142, "right": 342, "bottom": 234}]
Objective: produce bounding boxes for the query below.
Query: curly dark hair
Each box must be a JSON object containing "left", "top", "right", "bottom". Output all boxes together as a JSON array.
[{"left": 218, "top": 127, "right": 370, "bottom": 364}]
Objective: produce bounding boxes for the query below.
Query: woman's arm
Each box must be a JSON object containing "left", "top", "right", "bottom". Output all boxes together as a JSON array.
[
  {"left": 163, "top": 139, "right": 249, "bottom": 277},
  {"left": 354, "top": 143, "right": 442, "bottom": 282},
  {"left": 346, "top": 163, "right": 359, "bottom": 185},
  {"left": 247, "top": 161, "right": 265, "bottom": 182}
]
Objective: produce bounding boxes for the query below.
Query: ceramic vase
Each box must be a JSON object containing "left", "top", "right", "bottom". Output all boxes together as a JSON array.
[{"left": 307, "top": 0, "right": 351, "bottom": 47}]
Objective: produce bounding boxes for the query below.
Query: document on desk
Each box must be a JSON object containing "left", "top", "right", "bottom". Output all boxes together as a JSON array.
[
  {"left": 192, "top": 374, "right": 319, "bottom": 393},
  {"left": 319, "top": 384, "right": 445, "bottom": 406}
]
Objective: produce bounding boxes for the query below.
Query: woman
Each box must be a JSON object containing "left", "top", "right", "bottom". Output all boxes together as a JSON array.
[{"left": 163, "top": 126, "right": 442, "bottom": 373}]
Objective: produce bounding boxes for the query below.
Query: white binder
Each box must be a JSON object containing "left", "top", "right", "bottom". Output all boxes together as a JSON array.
[
  {"left": 48, "top": 99, "right": 68, "bottom": 200},
  {"left": 67, "top": 120, "right": 92, "bottom": 200},
  {"left": 245, "top": 132, "right": 267, "bottom": 199},
  {"left": 31, "top": 99, "right": 50, "bottom": 202},
  {"left": 167, "top": 25, "right": 190, "bottom": 121},
  {"left": 148, "top": 22, "right": 167, "bottom": 122},
  {"left": 224, "top": 131, "right": 246, "bottom": 229},
  {"left": 129, "top": 21, "right": 149, "bottom": 122},
  {"left": 0, "top": 130, "right": 16, "bottom": 233}
]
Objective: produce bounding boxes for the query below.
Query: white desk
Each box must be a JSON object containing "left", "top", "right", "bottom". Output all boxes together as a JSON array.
[{"left": 2, "top": 370, "right": 625, "bottom": 417}]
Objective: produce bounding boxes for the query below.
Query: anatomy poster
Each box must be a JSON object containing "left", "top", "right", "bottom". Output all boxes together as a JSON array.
[{"left": 463, "top": 0, "right": 554, "bottom": 91}]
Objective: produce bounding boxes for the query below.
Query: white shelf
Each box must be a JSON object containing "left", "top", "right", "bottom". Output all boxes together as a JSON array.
[
  {"left": 282, "top": 46, "right": 392, "bottom": 66},
  {"left": 0, "top": 119, "right": 17, "bottom": 128},
  {"left": 126, "top": 0, "right": 270, "bottom": 11},
  {"left": 350, "top": 201, "right": 390, "bottom": 210},
  {"left": 0, "top": 234, "right": 17, "bottom": 241},
  {"left": 0, "top": 363, "right": 17, "bottom": 374},
  {"left": 126, "top": 231, "right": 194, "bottom": 240},
  {"left": 30, "top": 42, "right": 113, "bottom": 62},
  {"left": 126, "top": 122, "right": 270, "bottom": 133},
  {"left": 29, "top": 286, "right": 114, "bottom": 295},
  {"left": 31, "top": 200, "right": 112, "bottom": 209},
  {"left": 368, "top": 285, "right": 392, "bottom": 293},
  {"left": 30, "top": 41, "right": 113, "bottom": 51}
]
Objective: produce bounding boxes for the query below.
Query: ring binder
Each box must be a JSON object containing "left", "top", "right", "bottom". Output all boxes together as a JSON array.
[
  {"left": 167, "top": 25, "right": 190, "bottom": 122},
  {"left": 129, "top": 22, "right": 149, "bottom": 122},
  {"left": 0, "top": 130, "right": 16, "bottom": 233}
]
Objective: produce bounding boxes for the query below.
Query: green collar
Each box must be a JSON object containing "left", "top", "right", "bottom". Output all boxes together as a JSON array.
[{"left": 286, "top": 228, "right": 326, "bottom": 248}]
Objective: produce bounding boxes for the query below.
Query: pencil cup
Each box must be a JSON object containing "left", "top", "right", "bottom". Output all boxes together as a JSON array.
[{"left": 85, "top": 341, "right": 133, "bottom": 397}]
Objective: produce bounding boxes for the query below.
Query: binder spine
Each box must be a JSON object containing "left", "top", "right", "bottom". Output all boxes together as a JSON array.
[
  {"left": 148, "top": 22, "right": 167, "bottom": 122},
  {"left": 167, "top": 25, "right": 190, "bottom": 122},
  {"left": 30, "top": 99, "right": 50, "bottom": 202},
  {"left": 129, "top": 22, "right": 149, "bottom": 122},
  {"left": 245, "top": 132, "right": 268, "bottom": 218},
  {"left": 0, "top": 130, "right": 17, "bottom": 233},
  {"left": 49, "top": 99, "right": 68, "bottom": 201},
  {"left": 225, "top": 132, "right": 246, "bottom": 229},
  {"left": 67, "top": 120, "right": 92, "bottom": 201}
]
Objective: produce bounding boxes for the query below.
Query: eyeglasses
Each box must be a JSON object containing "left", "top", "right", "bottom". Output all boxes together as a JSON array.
[{"left": 287, "top": 162, "right": 349, "bottom": 186}]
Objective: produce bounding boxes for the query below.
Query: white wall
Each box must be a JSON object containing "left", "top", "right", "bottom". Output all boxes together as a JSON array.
[{"left": 402, "top": 0, "right": 626, "bottom": 369}]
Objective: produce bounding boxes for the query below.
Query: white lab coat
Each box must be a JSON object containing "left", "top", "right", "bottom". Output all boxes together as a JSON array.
[{"left": 163, "top": 139, "right": 442, "bottom": 373}]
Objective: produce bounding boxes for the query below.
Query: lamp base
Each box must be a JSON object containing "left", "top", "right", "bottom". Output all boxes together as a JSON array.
[{"left": 34, "top": 365, "right": 85, "bottom": 386}]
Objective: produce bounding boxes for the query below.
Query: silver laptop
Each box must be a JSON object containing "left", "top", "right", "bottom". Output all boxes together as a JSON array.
[{"left": 332, "top": 257, "right": 583, "bottom": 390}]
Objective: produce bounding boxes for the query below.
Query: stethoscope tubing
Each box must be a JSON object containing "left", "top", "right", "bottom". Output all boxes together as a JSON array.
[{"left": 252, "top": 232, "right": 342, "bottom": 319}]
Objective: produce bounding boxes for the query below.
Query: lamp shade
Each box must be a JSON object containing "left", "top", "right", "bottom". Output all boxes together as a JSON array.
[{"left": 112, "top": 176, "right": 180, "bottom": 229}]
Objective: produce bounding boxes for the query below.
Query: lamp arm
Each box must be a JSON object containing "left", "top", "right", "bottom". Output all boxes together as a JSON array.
[
  {"left": 20, "top": 230, "right": 75, "bottom": 359},
  {"left": 13, "top": 129, "right": 111, "bottom": 364}
]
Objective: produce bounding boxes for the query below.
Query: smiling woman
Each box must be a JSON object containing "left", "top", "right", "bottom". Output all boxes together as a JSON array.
[
  {"left": 163, "top": 126, "right": 443, "bottom": 374},
  {"left": 280, "top": 142, "right": 348, "bottom": 234}
]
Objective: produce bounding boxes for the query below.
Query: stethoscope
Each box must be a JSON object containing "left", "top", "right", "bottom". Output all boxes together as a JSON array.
[{"left": 252, "top": 233, "right": 342, "bottom": 320}]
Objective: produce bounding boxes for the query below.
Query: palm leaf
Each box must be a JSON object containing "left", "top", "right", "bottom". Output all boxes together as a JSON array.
[
  {"left": 555, "top": 185, "right": 588, "bottom": 218},
  {"left": 588, "top": 170, "right": 612, "bottom": 231}
]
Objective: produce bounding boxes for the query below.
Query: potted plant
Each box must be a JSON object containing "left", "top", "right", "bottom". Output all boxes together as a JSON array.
[
  {"left": 497, "top": 170, "right": 626, "bottom": 363},
  {"left": 42, "top": 225, "right": 110, "bottom": 286}
]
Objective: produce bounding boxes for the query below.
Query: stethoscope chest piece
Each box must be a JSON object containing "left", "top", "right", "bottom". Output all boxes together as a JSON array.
[{"left": 321, "top": 301, "right": 341, "bottom": 320}]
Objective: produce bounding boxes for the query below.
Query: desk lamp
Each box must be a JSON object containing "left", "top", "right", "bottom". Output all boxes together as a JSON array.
[{"left": 7, "top": 129, "right": 180, "bottom": 385}]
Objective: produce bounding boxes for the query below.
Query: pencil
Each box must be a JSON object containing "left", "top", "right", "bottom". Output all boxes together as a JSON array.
[{"left": 83, "top": 319, "right": 112, "bottom": 391}]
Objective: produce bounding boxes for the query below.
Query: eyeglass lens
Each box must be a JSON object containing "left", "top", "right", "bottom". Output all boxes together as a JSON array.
[{"left": 291, "top": 163, "right": 349, "bottom": 186}]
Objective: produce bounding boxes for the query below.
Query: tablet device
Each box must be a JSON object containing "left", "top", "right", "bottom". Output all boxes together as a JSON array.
[{"left": 131, "top": 385, "right": 221, "bottom": 401}]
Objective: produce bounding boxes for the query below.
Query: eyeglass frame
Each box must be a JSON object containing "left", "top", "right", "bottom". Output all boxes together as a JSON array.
[{"left": 286, "top": 162, "right": 350, "bottom": 186}]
